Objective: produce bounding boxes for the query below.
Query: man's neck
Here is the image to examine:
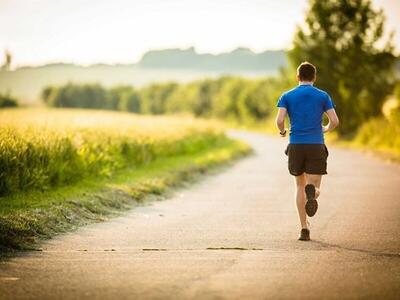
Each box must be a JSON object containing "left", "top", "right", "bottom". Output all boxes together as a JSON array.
[{"left": 299, "top": 81, "right": 314, "bottom": 86}]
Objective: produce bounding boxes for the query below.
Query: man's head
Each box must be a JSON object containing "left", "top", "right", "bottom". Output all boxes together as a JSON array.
[{"left": 297, "top": 62, "right": 316, "bottom": 82}]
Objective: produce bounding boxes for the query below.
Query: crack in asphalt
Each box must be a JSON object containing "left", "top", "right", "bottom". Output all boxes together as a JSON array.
[
  {"left": 44, "top": 244, "right": 399, "bottom": 258},
  {"left": 206, "top": 247, "right": 263, "bottom": 251},
  {"left": 311, "top": 241, "right": 400, "bottom": 259},
  {"left": 30, "top": 243, "right": 400, "bottom": 259},
  {"left": 142, "top": 247, "right": 264, "bottom": 251},
  {"left": 72, "top": 247, "right": 264, "bottom": 252},
  {"left": 72, "top": 245, "right": 400, "bottom": 258}
]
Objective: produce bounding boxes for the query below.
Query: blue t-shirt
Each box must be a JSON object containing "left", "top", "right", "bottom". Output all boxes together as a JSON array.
[{"left": 277, "top": 84, "right": 335, "bottom": 144}]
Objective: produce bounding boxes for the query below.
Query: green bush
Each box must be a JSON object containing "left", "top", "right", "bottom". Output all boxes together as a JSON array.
[{"left": 0, "top": 93, "right": 18, "bottom": 108}]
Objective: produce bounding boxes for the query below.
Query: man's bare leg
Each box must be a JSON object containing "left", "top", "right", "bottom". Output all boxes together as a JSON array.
[{"left": 294, "top": 174, "right": 308, "bottom": 229}]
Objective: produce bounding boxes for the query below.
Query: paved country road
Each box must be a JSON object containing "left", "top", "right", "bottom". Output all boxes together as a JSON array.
[{"left": 1, "top": 131, "right": 400, "bottom": 300}]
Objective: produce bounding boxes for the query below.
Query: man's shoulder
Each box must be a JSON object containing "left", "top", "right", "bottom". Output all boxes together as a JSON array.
[
  {"left": 310, "top": 86, "right": 330, "bottom": 97},
  {"left": 281, "top": 87, "right": 299, "bottom": 97}
]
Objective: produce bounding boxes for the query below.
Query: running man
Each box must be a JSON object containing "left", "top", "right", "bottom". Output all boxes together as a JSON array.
[{"left": 275, "top": 62, "right": 339, "bottom": 241}]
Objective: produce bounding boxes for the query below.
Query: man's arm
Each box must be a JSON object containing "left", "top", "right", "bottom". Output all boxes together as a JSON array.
[
  {"left": 323, "top": 108, "right": 339, "bottom": 133},
  {"left": 275, "top": 107, "right": 288, "bottom": 136}
]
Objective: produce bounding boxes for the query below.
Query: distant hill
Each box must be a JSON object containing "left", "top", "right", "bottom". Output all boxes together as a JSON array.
[
  {"left": 14, "top": 47, "right": 287, "bottom": 72},
  {"left": 138, "top": 47, "right": 287, "bottom": 71}
]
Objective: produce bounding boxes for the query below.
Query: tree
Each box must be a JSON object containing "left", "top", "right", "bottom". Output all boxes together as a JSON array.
[
  {"left": 237, "top": 80, "right": 274, "bottom": 122},
  {"left": 191, "top": 79, "right": 220, "bottom": 117},
  {"left": 108, "top": 86, "right": 133, "bottom": 110},
  {"left": 212, "top": 78, "right": 246, "bottom": 120},
  {"left": 164, "top": 83, "right": 198, "bottom": 114},
  {"left": 41, "top": 86, "right": 55, "bottom": 104},
  {"left": 1, "top": 50, "right": 12, "bottom": 71},
  {"left": 0, "top": 93, "right": 18, "bottom": 108},
  {"left": 118, "top": 89, "right": 141, "bottom": 113},
  {"left": 141, "top": 83, "right": 178, "bottom": 115},
  {"left": 289, "top": 0, "right": 396, "bottom": 133}
]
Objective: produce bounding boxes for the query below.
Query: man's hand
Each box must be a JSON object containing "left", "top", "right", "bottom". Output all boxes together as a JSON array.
[
  {"left": 322, "top": 125, "right": 329, "bottom": 133},
  {"left": 279, "top": 129, "right": 287, "bottom": 137}
]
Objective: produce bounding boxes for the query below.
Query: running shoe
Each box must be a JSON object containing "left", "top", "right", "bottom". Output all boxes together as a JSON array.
[{"left": 305, "top": 184, "right": 318, "bottom": 217}]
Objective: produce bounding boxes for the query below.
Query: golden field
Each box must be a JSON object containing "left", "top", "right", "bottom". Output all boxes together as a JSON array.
[{"left": 0, "top": 108, "right": 225, "bottom": 196}]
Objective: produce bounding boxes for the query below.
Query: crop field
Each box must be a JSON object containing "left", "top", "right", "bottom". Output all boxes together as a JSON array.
[{"left": 0, "top": 108, "right": 226, "bottom": 197}]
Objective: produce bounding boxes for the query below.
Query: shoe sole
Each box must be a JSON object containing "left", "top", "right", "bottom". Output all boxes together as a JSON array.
[
  {"left": 298, "top": 229, "right": 311, "bottom": 241},
  {"left": 305, "top": 184, "right": 318, "bottom": 217}
]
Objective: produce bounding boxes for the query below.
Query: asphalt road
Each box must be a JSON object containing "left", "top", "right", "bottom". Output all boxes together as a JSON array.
[{"left": 1, "top": 131, "right": 400, "bottom": 300}]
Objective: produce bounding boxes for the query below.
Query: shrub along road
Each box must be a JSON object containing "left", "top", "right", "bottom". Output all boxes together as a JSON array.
[{"left": 1, "top": 130, "right": 400, "bottom": 299}]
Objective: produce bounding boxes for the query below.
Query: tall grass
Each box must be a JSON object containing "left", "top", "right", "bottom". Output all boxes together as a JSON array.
[
  {"left": 0, "top": 108, "right": 225, "bottom": 196},
  {"left": 354, "top": 109, "right": 400, "bottom": 157}
]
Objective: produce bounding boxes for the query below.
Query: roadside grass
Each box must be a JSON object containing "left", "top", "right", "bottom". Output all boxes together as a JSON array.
[
  {"left": 348, "top": 117, "right": 400, "bottom": 162},
  {"left": 0, "top": 137, "right": 251, "bottom": 253},
  {"left": 323, "top": 135, "right": 400, "bottom": 163}
]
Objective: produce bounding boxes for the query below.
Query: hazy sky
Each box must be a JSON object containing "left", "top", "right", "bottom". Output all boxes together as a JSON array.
[{"left": 0, "top": 0, "right": 399, "bottom": 66}]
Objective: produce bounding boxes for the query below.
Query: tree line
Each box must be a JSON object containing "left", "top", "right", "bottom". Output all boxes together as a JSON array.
[{"left": 41, "top": 75, "right": 295, "bottom": 125}]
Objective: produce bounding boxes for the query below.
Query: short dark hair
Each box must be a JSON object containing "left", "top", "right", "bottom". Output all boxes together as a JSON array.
[{"left": 297, "top": 62, "right": 316, "bottom": 81}]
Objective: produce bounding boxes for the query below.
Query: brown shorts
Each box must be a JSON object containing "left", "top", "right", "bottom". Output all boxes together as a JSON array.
[{"left": 284, "top": 144, "right": 329, "bottom": 176}]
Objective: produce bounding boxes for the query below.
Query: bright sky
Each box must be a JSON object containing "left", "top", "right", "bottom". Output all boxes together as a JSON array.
[{"left": 0, "top": 0, "right": 399, "bottom": 66}]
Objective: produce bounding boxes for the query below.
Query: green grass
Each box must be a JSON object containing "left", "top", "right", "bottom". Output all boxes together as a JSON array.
[{"left": 0, "top": 137, "right": 251, "bottom": 253}]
